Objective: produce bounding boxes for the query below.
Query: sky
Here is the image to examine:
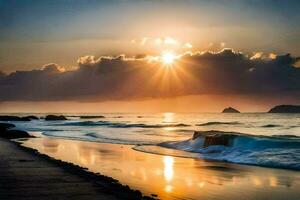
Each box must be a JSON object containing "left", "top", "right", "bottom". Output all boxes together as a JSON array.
[{"left": 0, "top": 0, "right": 299, "bottom": 112}]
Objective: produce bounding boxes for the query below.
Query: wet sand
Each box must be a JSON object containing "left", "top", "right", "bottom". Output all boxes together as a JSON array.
[
  {"left": 20, "top": 137, "right": 300, "bottom": 200},
  {"left": 0, "top": 138, "right": 153, "bottom": 200}
]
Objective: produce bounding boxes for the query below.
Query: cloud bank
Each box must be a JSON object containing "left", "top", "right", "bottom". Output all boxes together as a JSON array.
[{"left": 0, "top": 49, "right": 299, "bottom": 102}]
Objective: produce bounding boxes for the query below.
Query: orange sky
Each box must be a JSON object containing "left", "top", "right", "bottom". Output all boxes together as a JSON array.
[
  {"left": 1, "top": 95, "right": 298, "bottom": 113},
  {"left": 0, "top": 1, "right": 299, "bottom": 112}
]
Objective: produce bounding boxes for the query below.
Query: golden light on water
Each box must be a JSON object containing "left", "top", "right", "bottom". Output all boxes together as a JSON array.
[
  {"left": 163, "top": 156, "right": 174, "bottom": 182},
  {"left": 165, "top": 185, "right": 173, "bottom": 193},
  {"left": 163, "top": 112, "right": 174, "bottom": 123},
  {"left": 22, "top": 138, "right": 300, "bottom": 200}
]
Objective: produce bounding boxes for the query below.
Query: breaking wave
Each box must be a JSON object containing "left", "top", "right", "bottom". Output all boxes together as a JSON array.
[
  {"left": 62, "top": 121, "right": 190, "bottom": 128},
  {"left": 261, "top": 124, "right": 282, "bottom": 128},
  {"left": 197, "top": 121, "right": 241, "bottom": 126},
  {"left": 156, "top": 130, "right": 300, "bottom": 170}
]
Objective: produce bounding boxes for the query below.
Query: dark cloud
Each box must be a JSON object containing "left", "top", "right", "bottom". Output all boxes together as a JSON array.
[{"left": 0, "top": 49, "right": 299, "bottom": 102}]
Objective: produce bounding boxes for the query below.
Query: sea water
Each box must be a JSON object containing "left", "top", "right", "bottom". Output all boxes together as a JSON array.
[{"left": 5, "top": 112, "right": 300, "bottom": 170}]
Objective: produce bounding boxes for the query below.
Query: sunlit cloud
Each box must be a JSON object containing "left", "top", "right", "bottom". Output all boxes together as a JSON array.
[
  {"left": 0, "top": 48, "right": 299, "bottom": 102},
  {"left": 250, "top": 52, "right": 264, "bottom": 60},
  {"left": 131, "top": 37, "right": 149, "bottom": 45},
  {"left": 269, "top": 53, "right": 277, "bottom": 59},
  {"left": 251, "top": 52, "right": 278, "bottom": 60},
  {"left": 131, "top": 36, "right": 193, "bottom": 54},
  {"left": 77, "top": 55, "right": 99, "bottom": 65},
  {"left": 207, "top": 42, "right": 227, "bottom": 52},
  {"left": 164, "top": 37, "right": 178, "bottom": 45},
  {"left": 42, "top": 63, "right": 65, "bottom": 73},
  {"left": 154, "top": 38, "right": 163, "bottom": 45},
  {"left": 141, "top": 37, "right": 148, "bottom": 45},
  {"left": 183, "top": 43, "right": 193, "bottom": 49}
]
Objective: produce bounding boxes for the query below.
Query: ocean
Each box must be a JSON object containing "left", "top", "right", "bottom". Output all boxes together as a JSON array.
[{"left": 9, "top": 112, "right": 300, "bottom": 170}]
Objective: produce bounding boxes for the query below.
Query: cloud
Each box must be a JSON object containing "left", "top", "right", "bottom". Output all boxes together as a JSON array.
[
  {"left": 0, "top": 49, "right": 299, "bottom": 102},
  {"left": 131, "top": 36, "right": 192, "bottom": 51},
  {"left": 250, "top": 52, "right": 264, "bottom": 60},
  {"left": 42, "top": 63, "right": 65, "bottom": 72},
  {"left": 207, "top": 42, "right": 226, "bottom": 52},
  {"left": 183, "top": 43, "right": 193, "bottom": 49}
]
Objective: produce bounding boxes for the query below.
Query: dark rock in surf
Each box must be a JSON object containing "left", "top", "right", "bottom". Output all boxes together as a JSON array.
[
  {"left": 24, "top": 115, "right": 39, "bottom": 120},
  {"left": 0, "top": 115, "right": 38, "bottom": 121},
  {"left": 268, "top": 105, "right": 300, "bottom": 113},
  {"left": 0, "top": 122, "right": 33, "bottom": 139},
  {"left": 0, "top": 123, "right": 15, "bottom": 131},
  {"left": 1, "top": 129, "right": 32, "bottom": 139},
  {"left": 0, "top": 116, "right": 25, "bottom": 121},
  {"left": 45, "top": 115, "right": 67, "bottom": 121},
  {"left": 222, "top": 107, "right": 240, "bottom": 113},
  {"left": 193, "top": 130, "right": 236, "bottom": 147}
]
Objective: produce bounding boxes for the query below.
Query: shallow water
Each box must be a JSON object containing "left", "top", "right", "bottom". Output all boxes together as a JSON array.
[
  {"left": 20, "top": 138, "right": 300, "bottom": 200},
  {"left": 9, "top": 113, "right": 300, "bottom": 169}
]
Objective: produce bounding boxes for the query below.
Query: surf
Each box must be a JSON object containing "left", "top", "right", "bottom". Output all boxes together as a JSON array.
[{"left": 136, "top": 130, "right": 300, "bottom": 170}]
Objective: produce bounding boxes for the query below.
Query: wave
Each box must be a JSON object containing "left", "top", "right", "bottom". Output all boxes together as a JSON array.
[
  {"left": 80, "top": 116, "right": 105, "bottom": 119},
  {"left": 62, "top": 121, "right": 190, "bottom": 128},
  {"left": 84, "top": 133, "right": 153, "bottom": 145},
  {"left": 275, "top": 134, "right": 300, "bottom": 138},
  {"left": 158, "top": 130, "right": 300, "bottom": 170},
  {"left": 197, "top": 121, "right": 241, "bottom": 126},
  {"left": 261, "top": 124, "right": 282, "bottom": 128},
  {"left": 85, "top": 133, "right": 99, "bottom": 138}
]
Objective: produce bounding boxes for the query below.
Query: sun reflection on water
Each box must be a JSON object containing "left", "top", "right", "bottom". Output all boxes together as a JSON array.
[
  {"left": 163, "top": 156, "right": 174, "bottom": 182},
  {"left": 269, "top": 176, "right": 278, "bottom": 187},
  {"left": 163, "top": 112, "right": 174, "bottom": 123},
  {"left": 165, "top": 184, "right": 173, "bottom": 193}
]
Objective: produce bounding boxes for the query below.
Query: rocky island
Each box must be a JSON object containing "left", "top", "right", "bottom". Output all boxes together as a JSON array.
[
  {"left": 268, "top": 105, "right": 300, "bottom": 113},
  {"left": 222, "top": 107, "right": 240, "bottom": 113}
]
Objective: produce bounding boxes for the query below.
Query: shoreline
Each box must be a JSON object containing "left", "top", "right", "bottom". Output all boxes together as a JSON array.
[
  {"left": 1, "top": 116, "right": 300, "bottom": 200},
  {"left": 0, "top": 138, "right": 156, "bottom": 200},
  {"left": 19, "top": 137, "right": 300, "bottom": 200}
]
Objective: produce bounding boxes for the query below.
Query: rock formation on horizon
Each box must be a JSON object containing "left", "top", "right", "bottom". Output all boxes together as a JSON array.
[
  {"left": 45, "top": 115, "right": 67, "bottom": 121},
  {"left": 268, "top": 105, "right": 300, "bottom": 113},
  {"left": 222, "top": 107, "right": 240, "bottom": 113}
]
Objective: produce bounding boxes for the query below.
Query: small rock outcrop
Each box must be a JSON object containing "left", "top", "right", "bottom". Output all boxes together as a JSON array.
[
  {"left": 0, "top": 122, "right": 33, "bottom": 139},
  {"left": 0, "top": 123, "right": 15, "bottom": 131},
  {"left": 222, "top": 107, "right": 240, "bottom": 113},
  {"left": 193, "top": 130, "right": 236, "bottom": 147},
  {"left": 0, "top": 115, "right": 38, "bottom": 121},
  {"left": 268, "top": 105, "right": 300, "bottom": 113},
  {"left": 45, "top": 115, "right": 67, "bottom": 121},
  {"left": 24, "top": 115, "right": 39, "bottom": 120}
]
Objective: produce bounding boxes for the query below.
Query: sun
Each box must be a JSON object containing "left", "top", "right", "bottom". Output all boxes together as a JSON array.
[{"left": 162, "top": 52, "right": 176, "bottom": 65}]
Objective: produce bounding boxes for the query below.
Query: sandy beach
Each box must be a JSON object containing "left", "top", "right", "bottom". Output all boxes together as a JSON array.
[
  {"left": 0, "top": 138, "right": 153, "bottom": 200},
  {"left": 18, "top": 137, "right": 300, "bottom": 200}
]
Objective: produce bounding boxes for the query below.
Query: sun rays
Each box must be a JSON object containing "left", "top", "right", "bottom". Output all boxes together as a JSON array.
[{"left": 162, "top": 52, "right": 176, "bottom": 65}]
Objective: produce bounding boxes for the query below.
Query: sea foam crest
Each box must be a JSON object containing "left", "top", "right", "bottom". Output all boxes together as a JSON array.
[
  {"left": 62, "top": 121, "right": 190, "bottom": 128},
  {"left": 159, "top": 130, "right": 300, "bottom": 170}
]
